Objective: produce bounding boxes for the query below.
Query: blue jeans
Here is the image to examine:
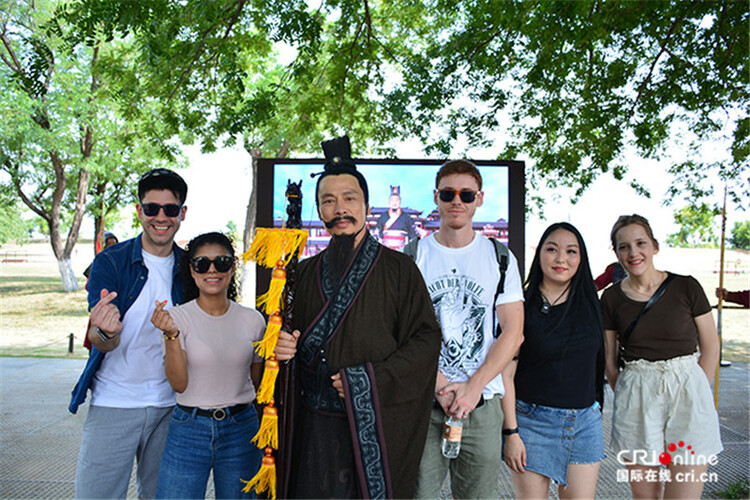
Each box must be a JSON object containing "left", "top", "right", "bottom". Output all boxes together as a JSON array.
[{"left": 155, "top": 405, "right": 262, "bottom": 499}]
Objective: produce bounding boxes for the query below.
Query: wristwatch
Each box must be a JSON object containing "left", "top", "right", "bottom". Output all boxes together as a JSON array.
[
  {"left": 502, "top": 427, "right": 519, "bottom": 436},
  {"left": 96, "top": 327, "right": 114, "bottom": 343}
]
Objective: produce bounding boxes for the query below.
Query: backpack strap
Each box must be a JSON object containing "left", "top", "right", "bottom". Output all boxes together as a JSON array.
[
  {"left": 489, "top": 237, "right": 509, "bottom": 338},
  {"left": 405, "top": 236, "right": 507, "bottom": 297},
  {"left": 489, "top": 237, "right": 509, "bottom": 297}
]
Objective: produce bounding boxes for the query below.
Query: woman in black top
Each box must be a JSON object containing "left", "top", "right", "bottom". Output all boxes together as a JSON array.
[{"left": 503, "top": 222, "right": 604, "bottom": 499}]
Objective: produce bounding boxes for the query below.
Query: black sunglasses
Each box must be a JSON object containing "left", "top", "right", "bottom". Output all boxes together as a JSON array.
[
  {"left": 141, "top": 203, "right": 182, "bottom": 217},
  {"left": 190, "top": 256, "right": 234, "bottom": 273},
  {"left": 437, "top": 189, "right": 479, "bottom": 203}
]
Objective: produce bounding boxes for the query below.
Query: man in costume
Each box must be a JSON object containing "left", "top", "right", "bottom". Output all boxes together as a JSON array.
[
  {"left": 69, "top": 168, "right": 188, "bottom": 499},
  {"left": 411, "top": 160, "right": 525, "bottom": 498},
  {"left": 275, "top": 136, "right": 441, "bottom": 498},
  {"left": 375, "top": 185, "right": 417, "bottom": 242}
]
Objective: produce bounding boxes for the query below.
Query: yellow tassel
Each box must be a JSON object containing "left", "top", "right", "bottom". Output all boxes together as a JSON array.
[
  {"left": 256, "top": 264, "right": 286, "bottom": 315},
  {"left": 251, "top": 403, "right": 279, "bottom": 449},
  {"left": 240, "top": 228, "right": 308, "bottom": 268},
  {"left": 242, "top": 448, "right": 277, "bottom": 499},
  {"left": 254, "top": 313, "right": 282, "bottom": 359},
  {"left": 257, "top": 358, "right": 280, "bottom": 404}
]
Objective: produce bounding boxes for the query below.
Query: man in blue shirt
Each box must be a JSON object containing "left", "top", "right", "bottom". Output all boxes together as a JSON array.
[{"left": 70, "top": 168, "right": 188, "bottom": 499}]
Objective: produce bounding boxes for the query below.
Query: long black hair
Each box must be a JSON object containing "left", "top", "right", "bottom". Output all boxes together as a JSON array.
[
  {"left": 525, "top": 222, "right": 598, "bottom": 311},
  {"left": 180, "top": 232, "right": 238, "bottom": 303},
  {"left": 525, "top": 222, "right": 606, "bottom": 404}
]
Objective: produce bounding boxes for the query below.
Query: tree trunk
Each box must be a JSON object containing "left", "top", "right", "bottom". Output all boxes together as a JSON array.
[
  {"left": 93, "top": 182, "right": 107, "bottom": 253},
  {"left": 239, "top": 148, "right": 260, "bottom": 304},
  {"left": 239, "top": 141, "right": 292, "bottom": 303},
  {"left": 242, "top": 150, "right": 260, "bottom": 253},
  {"left": 46, "top": 154, "right": 91, "bottom": 292},
  {"left": 58, "top": 258, "right": 79, "bottom": 292}
]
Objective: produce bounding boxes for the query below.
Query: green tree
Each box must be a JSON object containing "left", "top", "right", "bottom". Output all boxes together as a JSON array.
[
  {"left": 729, "top": 220, "right": 750, "bottom": 250},
  {"left": 57, "top": 0, "right": 407, "bottom": 252},
  {"left": 0, "top": 187, "right": 31, "bottom": 244},
  {"left": 384, "top": 0, "right": 748, "bottom": 205},
  {"left": 667, "top": 203, "right": 721, "bottom": 248},
  {"left": 56, "top": 0, "right": 749, "bottom": 230},
  {"left": 1, "top": 0, "right": 181, "bottom": 290}
]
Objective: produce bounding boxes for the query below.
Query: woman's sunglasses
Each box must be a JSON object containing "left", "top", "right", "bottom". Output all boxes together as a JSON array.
[
  {"left": 141, "top": 203, "right": 183, "bottom": 217},
  {"left": 437, "top": 189, "right": 479, "bottom": 203},
  {"left": 190, "top": 256, "right": 234, "bottom": 273}
]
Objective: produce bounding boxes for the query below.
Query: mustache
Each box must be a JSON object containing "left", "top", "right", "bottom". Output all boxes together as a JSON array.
[{"left": 323, "top": 215, "right": 357, "bottom": 229}]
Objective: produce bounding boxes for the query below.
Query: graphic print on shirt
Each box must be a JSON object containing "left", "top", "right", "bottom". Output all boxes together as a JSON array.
[{"left": 426, "top": 268, "right": 489, "bottom": 379}]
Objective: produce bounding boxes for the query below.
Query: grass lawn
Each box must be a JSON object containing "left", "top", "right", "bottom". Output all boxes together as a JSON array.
[{"left": 1, "top": 243, "right": 91, "bottom": 358}]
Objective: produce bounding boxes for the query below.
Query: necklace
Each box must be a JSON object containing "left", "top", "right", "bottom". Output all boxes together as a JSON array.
[{"left": 540, "top": 283, "right": 571, "bottom": 315}]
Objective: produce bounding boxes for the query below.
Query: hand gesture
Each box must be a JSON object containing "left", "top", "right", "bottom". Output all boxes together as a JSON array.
[
  {"left": 275, "top": 330, "right": 301, "bottom": 361},
  {"left": 90, "top": 289, "right": 122, "bottom": 336},
  {"left": 503, "top": 434, "right": 527, "bottom": 473},
  {"left": 151, "top": 300, "right": 178, "bottom": 337}
]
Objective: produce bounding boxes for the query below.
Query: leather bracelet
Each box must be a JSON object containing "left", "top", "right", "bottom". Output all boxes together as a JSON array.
[
  {"left": 163, "top": 330, "right": 180, "bottom": 341},
  {"left": 96, "top": 327, "right": 114, "bottom": 343},
  {"left": 502, "top": 427, "right": 519, "bottom": 436}
]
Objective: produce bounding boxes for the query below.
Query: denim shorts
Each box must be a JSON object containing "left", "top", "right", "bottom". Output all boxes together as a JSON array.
[{"left": 512, "top": 399, "right": 604, "bottom": 486}]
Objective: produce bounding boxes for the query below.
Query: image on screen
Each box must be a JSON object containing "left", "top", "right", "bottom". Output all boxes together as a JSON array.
[{"left": 269, "top": 163, "right": 511, "bottom": 258}]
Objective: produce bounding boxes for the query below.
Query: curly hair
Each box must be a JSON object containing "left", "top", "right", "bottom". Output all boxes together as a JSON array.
[{"left": 180, "top": 232, "right": 238, "bottom": 302}]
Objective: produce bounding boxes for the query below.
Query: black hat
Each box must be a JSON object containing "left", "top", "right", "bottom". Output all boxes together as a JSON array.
[
  {"left": 314, "top": 135, "right": 369, "bottom": 205},
  {"left": 138, "top": 168, "right": 188, "bottom": 204}
]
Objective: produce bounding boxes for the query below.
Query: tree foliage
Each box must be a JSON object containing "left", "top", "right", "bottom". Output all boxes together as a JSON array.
[
  {"left": 56, "top": 0, "right": 419, "bottom": 250},
  {"left": 10, "top": 0, "right": 748, "bottom": 272},
  {"left": 384, "top": 0, "right": 748, "bottom": 205},
  {"left": 0, "top": 186, "right": 31, "bottom": 244},
  {"left": 729, "top": 220, "right": 750, "bottom": 250},
  {"left": 667, "top": 202, "right": 721, "bottom": 248},
  {"left": 1, "top": 0, "right": 181, "bottom": 289}
]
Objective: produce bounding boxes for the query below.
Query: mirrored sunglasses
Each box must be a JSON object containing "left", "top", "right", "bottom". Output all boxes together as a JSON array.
[
  {"left": 190, "top": 256, "right": 234, "bottom": 273},
  {"left": 437, "top": 189, "right": 478, "bottom": 203},
  {"left": 141, "top": 203, "right": 182, "bottom": 217}
]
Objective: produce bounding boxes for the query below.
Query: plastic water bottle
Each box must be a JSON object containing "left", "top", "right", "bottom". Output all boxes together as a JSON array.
[{"left": 441, "top": 415, "right": 462, "bottom": 458}]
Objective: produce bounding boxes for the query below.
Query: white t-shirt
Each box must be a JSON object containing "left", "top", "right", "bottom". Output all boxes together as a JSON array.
[
  {"left": 164, "top": 300, "right": 265, "bottom": 408},
  {"left": 414, "top": 233, "right": 524, "bottom": 398},
  {"left": 91, "top": 251, "right": 176, "bottom": 408}
]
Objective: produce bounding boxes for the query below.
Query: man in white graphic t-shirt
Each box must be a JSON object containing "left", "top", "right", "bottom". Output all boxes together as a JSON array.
[
  {"left": 412, "top": 160, "right": 524, "bottom": 499},
  {"left": 69, "top": 168, "right": 188, "bottom": 499}
]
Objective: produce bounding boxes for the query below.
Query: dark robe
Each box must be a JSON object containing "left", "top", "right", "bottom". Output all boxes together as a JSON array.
[
  {"left": 376, "top": 211, "right": 417, "bottom": 240},
  {"left": 280, "top": 233, "right": 441, "bottom": 499}
]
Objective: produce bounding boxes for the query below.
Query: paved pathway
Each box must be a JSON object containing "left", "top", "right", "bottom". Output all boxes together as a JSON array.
[{"left": 1, "top": 357, "right": 747, "bottom": 499}]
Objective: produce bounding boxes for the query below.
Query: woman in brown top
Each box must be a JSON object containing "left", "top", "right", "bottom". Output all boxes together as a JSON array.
[{"left": 600, "top": 215, "right": 722, "bottom": 499}]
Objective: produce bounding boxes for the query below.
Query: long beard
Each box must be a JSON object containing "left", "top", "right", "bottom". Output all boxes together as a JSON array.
[{"left": 326, "top": 232, "right": 358, "bottom": 285}]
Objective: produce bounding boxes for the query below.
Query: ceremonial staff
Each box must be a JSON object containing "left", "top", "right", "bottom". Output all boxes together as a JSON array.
[{"left": 240, "top": 180, "right": 306, "bottom": 499}]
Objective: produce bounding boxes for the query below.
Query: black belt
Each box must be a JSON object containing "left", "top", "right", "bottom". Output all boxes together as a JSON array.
[{"left": 177, "top": 403, "right": 249, "bottom": 421}]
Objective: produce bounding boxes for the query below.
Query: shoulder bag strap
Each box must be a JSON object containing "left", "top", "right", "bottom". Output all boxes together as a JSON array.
[{"left": 621, "top": 273, "right": 675, "bottom": 347}]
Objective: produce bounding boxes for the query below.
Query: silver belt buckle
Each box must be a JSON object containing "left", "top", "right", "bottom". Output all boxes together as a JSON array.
[{"left": 212, "top": 408, "right": 227, "bottom": 421}]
